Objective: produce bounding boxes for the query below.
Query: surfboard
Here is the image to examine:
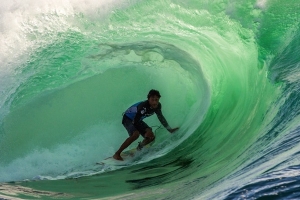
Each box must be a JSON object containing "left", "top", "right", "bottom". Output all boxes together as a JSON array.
[
  {"left": 96, "top": 142, "right": 153, "bottom": 166},
  {"left": 96, "top": 148, "right": 136, "bottom": 166}
]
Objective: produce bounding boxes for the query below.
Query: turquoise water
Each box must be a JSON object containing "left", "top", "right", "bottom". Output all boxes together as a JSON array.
[{"left": 0, "top": 0, "right": 300, "bottom": 199}]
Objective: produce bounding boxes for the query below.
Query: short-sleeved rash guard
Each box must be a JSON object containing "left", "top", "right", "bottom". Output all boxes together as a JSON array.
[{"left": 124, "top": 100, "right": 170, "bottom": 129}]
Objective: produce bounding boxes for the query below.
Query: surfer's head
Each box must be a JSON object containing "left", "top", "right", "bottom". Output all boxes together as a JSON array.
[
  {"left": 147, "top": 89, "right": 161, "bottom": 99},
  {"left": 147, "top": 89, "right": 161, "bottom": 108}
]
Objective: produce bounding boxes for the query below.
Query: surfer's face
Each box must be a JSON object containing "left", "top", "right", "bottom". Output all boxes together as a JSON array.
[{"left": 148, "top": 95, "right": 160, "bottom": 108}]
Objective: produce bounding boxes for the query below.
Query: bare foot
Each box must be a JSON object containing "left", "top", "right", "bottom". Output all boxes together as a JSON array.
[{"left": 113, "top": 153, "right": 123, "bottom": 161}]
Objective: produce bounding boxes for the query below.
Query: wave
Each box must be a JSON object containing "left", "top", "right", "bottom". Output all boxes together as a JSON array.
[{"left": 0, "top": 0, "right": 300, "bottom": 199}]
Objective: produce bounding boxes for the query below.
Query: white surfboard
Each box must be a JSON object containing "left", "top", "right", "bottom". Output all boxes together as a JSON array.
[{"left": 96, "top": 142, "right": 152, "bottom": 166}]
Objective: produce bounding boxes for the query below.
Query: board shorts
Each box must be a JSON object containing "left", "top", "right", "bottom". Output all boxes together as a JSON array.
[{"left": 122, "top": 115, "right": 152, "bottom": 138}]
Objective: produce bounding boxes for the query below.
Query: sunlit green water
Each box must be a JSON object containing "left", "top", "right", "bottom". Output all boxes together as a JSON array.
[{"left": 0, "top": 0, "right": 299, "bottom": 199}]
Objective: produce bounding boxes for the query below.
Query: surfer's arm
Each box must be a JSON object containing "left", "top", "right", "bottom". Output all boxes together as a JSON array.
[
  {"left": 155, "top": 104, "right": 179, "bottom": 133},
  {"left": 155, "top": 109, "right": 173, "bottom": 132}
]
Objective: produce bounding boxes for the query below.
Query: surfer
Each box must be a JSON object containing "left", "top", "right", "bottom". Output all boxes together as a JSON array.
[{"left": 113, "top": 89, "right": 179, "bottom": 161}]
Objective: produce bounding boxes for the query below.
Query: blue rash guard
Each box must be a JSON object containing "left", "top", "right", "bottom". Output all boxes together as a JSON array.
[{"left": 124, "top": 100, "right": 171, "bottom": 130}]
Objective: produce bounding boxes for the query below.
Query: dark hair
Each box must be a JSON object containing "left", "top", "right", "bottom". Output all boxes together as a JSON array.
[{"left": 147, "top": 89, "right": 161, "bottom": 99}]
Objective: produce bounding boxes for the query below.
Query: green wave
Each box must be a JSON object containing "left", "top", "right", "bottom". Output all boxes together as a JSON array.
[{"left": 0, "top": 0, "right": 299, "bottom": 199}]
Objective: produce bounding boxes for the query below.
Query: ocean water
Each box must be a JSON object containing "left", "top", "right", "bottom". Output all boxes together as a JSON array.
[{"left": 0, "top": 0, "right": 300, "bottom": 199}]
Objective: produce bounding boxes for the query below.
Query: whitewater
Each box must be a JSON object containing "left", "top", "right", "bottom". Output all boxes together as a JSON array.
[{"left": 0, "top": 0, "right": 300, "bottom": 199}]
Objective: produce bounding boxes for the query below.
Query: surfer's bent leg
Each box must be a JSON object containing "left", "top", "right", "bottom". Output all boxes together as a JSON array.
[
  {"left": 113, "top": 115, "right": 141, "bottom": 160},
  {"left": 113, "top": 130, "right": 139, "bottom": 161},
  {"left": 140, "top": 128, "right": 155, "bottom": 148}
]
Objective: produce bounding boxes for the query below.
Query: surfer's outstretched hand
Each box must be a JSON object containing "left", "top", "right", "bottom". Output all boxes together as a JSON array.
[{"left": 168, "top": 127, "right": 179, "bottom": 133}]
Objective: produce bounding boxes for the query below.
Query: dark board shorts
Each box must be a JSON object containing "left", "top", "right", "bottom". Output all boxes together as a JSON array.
[{"left": 122, "top": 115, "right": 151, "bottom": 138}]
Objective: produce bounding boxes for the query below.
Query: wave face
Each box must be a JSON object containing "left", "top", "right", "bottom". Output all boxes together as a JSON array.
[{"left": 0, "top": 0, "right": 300, "bottom": 199}]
